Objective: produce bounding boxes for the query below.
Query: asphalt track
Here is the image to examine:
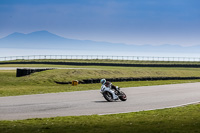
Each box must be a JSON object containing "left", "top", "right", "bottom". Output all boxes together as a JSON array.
[
  {"left": 0, "top": 67, "right": 91, "bottom": 70},
  {"left": 0, "top": 82, "right": 200, "bottom": 120}
]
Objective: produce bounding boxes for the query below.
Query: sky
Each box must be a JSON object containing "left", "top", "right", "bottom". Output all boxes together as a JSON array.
[{"left": 0, "top": 0, "right": 200, "bottom": 46}]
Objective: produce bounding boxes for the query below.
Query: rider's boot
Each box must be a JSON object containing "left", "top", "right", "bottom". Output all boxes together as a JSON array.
[{"left": 113, "top": 95, "right": 119, "bottom": 100}]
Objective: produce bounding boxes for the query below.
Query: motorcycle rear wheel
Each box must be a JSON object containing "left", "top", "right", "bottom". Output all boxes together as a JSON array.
[{"left": 119, "top": 91, "right": 127, "bottom": 101}]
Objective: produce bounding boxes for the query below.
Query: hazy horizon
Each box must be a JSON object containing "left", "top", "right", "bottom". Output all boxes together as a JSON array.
[
  {"left": 1, "top": 30, "right": 200, "bottom": 58},
  {"left": 1, "top": 47, "right": 200, "bottom": 58}
]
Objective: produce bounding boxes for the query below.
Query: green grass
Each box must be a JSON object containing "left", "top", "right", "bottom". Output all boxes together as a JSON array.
[
  {"left": 1, "top": 65, "right": 200, "bottom": 96},
  {"left": 0, "top": 103, "right": 200, "bottom": 133}
]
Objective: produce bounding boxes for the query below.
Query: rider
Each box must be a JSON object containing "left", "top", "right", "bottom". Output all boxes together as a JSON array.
[{"left": 100, "top": 79, "right": 119, "bottom": 100}]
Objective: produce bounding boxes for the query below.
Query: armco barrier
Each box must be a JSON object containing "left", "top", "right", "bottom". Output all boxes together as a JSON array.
[
  {"left": 16, "top": 68, "right": 55, "bottom": 77},
  {"left": 55, "top": 77, "right": 200, "bottom": 84},
  {"left": 1, "top": 55, "right": 200, "bottom": 62}
]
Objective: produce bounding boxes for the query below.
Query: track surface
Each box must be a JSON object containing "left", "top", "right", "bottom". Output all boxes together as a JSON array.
[
  {"left": 0, "top": 67, "right": 91, "bottom": 70},
  {"left": 0, "top": 82, "right": 200, "bottom": 120}
]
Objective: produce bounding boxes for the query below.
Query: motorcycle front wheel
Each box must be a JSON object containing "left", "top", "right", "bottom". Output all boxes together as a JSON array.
[{"left": 103, "top": 91, "right": 115, "bottom": 102}]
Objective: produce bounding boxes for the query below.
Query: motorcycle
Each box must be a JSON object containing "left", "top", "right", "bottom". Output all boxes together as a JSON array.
[{"left": 102, "top": 87, "right": 127, "bottom": 102}]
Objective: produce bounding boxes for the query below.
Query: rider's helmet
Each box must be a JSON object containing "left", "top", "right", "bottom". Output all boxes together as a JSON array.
[{"left": 100, "top": 79, "right": 106, "bottom": 85}]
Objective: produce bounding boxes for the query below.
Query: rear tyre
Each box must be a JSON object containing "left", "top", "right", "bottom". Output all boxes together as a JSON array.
[
  {"left": 119, "top": 91, "right": 127, "bottom": 101},
  {"left": 103, "top": 91, "right": 115, "bottom": 102}
]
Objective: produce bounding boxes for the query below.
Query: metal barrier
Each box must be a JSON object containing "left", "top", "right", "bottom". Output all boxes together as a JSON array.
[
  {"left": 0, "top": 55, "right": 200, "bottom": 62},
  {"left": 16, "top": 68, "right": 55, "bottom": 77}
]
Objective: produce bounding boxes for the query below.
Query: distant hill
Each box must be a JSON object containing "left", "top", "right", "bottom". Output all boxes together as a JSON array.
[
  {"left": 0, "top": 30, "right": 199, "bottom": 53},
  {"left": 0, "top": 31, "right": 126, "bottom": 50}
]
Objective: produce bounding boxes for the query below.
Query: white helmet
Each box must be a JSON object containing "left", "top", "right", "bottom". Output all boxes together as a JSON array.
[{"left": 100, "top": 79, "right": 106, "bottom": 85}]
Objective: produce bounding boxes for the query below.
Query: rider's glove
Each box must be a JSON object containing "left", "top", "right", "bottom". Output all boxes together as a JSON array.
[{"left": 116, "top": 86, "right": 119, "bottom": 90}]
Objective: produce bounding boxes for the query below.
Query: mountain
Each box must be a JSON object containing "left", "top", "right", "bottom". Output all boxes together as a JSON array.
[
  {"left": 0, "top": 30, "right": 200, "bottom": 53},
  {"left": 0, "top": 31, "right": 81, "bottom": 49},
  {"left": 0, "top": 31, "right": 126, "bottom": 50}
]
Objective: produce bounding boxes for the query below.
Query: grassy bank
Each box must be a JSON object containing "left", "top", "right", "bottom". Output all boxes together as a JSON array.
[
  {"left": 1, "top": 65, "right": 200, "bottom": 96},
  {"left": 0, "top": 103, "right": 200, "bottom": 133},
  {"left": 3, "top": 66, "right": 200, "bottom": 83}
]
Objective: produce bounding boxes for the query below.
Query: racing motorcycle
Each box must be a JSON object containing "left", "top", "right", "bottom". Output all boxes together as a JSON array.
[{"left": 102, "top": 87, "right": 127, "bottom": 102}]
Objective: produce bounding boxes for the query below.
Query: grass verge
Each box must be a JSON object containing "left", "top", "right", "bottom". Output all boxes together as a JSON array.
[{"left": 0, "top": 103, "right": 200, "bottom": 133}]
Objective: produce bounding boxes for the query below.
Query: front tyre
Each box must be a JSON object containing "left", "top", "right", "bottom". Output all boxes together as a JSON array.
[
  {"left": 103, "top": 91, "right": 115, "bottom": 102},
  {"left": 119, "top": 91, "right": 127, "bottom": 101}
]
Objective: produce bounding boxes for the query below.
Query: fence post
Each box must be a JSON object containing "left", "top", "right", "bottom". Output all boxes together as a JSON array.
[{"left": 1, "top": 55, "right": 200, "bottom": 62}]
